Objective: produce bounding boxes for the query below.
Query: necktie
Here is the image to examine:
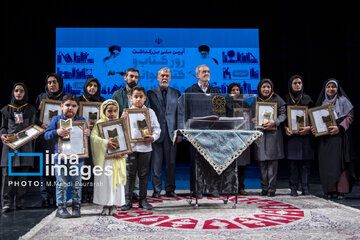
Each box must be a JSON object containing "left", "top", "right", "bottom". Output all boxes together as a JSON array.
[{"left": 162, "top": 89, "right": 167, "bottom": 107}]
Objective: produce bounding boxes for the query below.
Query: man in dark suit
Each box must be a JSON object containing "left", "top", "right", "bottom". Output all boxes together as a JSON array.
[
  {"left": 147, "top": 67, "right": 182, "bottom": 198},
  {"left": 182, "top": 64, "right": 221, "bottom": 198}
]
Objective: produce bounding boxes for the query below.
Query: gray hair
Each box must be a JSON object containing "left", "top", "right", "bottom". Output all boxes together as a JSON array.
[
  {"left": 157, "top": 67, "right": 171, "bottom": 76},
  {"left": 195, "top": 64, "right": 208, "bottom": 75}
]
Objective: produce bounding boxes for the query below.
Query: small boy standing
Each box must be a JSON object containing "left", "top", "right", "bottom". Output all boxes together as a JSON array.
[
  {"left": 121, "top": 86, "right": 161, "bottom": 211},
  {"left": 44, "top": 94, "right": 90, "bottom": 218}
]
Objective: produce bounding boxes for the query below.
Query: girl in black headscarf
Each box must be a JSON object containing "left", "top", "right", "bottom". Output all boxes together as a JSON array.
[
  {"left": 283, "top": 75, "right": 314, "bottom": 196},
  {"left": 0, "top": 83, "right": 37, "bottom": 213},
  {"left": 225, "top": 83, "right": 251, "bottom": 196},
  {"left": 34, "top": 73, "right": 64, "bottom": 208},
  {"left": 251, "top": 78, "right": 286, "bottom": 197},
  {"left": 78, "top": 78, "right": 106, "bottom": 103},
  {"left": 312, "top": 78, "right": 355, "bottom": 199}
]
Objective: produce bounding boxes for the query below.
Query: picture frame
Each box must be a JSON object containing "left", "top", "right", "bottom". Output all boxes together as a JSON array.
[
  {"left": 79, "top": 102, "right": 102, "bottom": 126},
  {"left": 255, "top": 102, "right": 277, "bottom": 130},
  {"left": 97, "top": 119, "right": 132, "bottom": 158},
  {"left": 39, "top": 99, "right": 62, "bottom": 124},
  {"left": 6, "top": 124, "right": 45, "bottom": 150},
  {"left": 308, "top": 105, "right": 336, "bottom": 137},
  {"left": 233, "top": 108, "right": 252, "bottom": 130},
  {"left": 58, "top": 121, "right": 89, "bottom": 158},
  {"left": 287, "top": 105, "right": 308, "bottom": 134},
  {"left": 125, "top": 108, "right": 152, "bottom": 143}
]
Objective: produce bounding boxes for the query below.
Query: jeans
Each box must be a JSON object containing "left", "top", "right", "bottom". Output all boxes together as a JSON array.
[{"left": 54, "top": 159, "right": 84, "bottom": 206}]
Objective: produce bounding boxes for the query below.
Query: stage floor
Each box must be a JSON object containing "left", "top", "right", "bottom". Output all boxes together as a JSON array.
[{"left": 1, "top": 163, "right": 359, "bottom": 239}]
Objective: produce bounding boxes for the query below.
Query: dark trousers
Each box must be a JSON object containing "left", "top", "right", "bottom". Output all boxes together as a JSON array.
[
  {"left": 125, "top": 152, "right": 151, "bottom": 201},
  {"left": 151, "top": 134, "right": 177, "bottom": 193},
  {"left": 238, "top": 166, "right": 247, "bottom": 190},
  {"left": 259, "top": 160, "right": 279, "bottom": 193},
  {"left": 1, "top": 167, "right": 29, "bottom": 207},
  {"left": 40, "top": 175, "right": 56, "bottom": 201},
  {"left": 289, "top": 160, "right": 311, "bottom": 191},
  {"left": 189, "top": 145, "right": 197, "bottom": 192}
]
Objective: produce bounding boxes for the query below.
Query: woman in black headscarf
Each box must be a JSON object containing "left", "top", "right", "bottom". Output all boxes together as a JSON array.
[
  {"left": 78, "top": 78, "right": 106, "bottom": 103},
  {"left": 0, "top": 83, "right": 37, "bottom": 213},
  {"left": 283, "top": 75, "right": 314, "bottom": 196},
  {"left": 35, "top": 73, "right": 65, "bottom": 112},
  {"left": 225, "top": 83, "right": 251, "bottom": 196},
  {"left": 34, "top": 73, "right": 64, "bottom": 208},
  {"left": 251, "top": 78, "right": 286, "bottom": 197},
  {"left": 312, "top": 78, "right": 355, "bottom": 199},
  {"left": 78, "top": 78, "right": 105, "bottom": 203}
]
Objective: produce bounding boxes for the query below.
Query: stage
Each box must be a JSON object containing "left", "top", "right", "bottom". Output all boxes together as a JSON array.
[{"left": 19, "top": 189, "right": 360, "bottom": 240}]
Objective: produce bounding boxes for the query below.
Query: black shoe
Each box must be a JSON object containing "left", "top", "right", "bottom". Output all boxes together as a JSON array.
[
  {"left": 121, "top": 202, "right": 132, "bottom": 211},
  {"left": 139, "top": 199, "right": 153, "bottom": 210},
  {"left": 56, "top": 205, "right": 72, "bottom": 218},
  {"left": 338, "top": 193, "right": 345, "bottom": 200},
  {"left": 165, "top": 191, "right": 178, "bottom": 198},
  {"left": 268, "top": 192, "right": 275, "bottom": 197},
  {"left": 290, "top": 190, "right": 298, "bottom": 197},
  {"left": 191, "top": 193, "right": 203, "bottom": 198},
  {"left": 16, "top": 205, "right": 25, "bottom": 210},
  {"left": 302, "top": 190, "right": 310, "bottom": 195},
  {"left": 42, "top": 199, "right": 50, "bottom": 208},
  {"left": 72, "top": 204, "right": 81, "bottom": 218},
  {"left": 260, "top": 190, "right": 268, "bottom": 196},
  {"left": 326, "top": 192, "right": 333, "bottom": 199},
  {"left": 132, "top": 192, "right": 140, "bottom": 200},
  {"left": 2, "top": 205, "right": 10, "bottom": 213},
  {"left": 152, "top": 191, "right": 161, "bottom": 198}
]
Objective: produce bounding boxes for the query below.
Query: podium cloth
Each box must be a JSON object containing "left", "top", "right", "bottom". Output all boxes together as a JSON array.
[{"left": 174, "top": 129, "right": 263, "bottom": 175}]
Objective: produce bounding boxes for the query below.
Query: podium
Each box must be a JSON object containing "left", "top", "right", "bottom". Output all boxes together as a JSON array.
[{"left": 176, "top": 93, "right": 262, "bottom": 208}]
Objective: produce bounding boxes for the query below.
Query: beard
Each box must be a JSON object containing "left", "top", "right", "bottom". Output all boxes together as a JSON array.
[{"left": 127, "top": 82, "right": 137, "bottom": 89}]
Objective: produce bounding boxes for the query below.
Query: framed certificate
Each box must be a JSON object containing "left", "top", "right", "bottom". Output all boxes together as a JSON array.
[
  {"left": 287, "top": 106, "right": 308, "bottom": 134},
  {"left": 58, "top": 121, "right": 89, "bottom": 158},
  {"left": 79, "top": 102, "right": 102, "bottom": 126},
  {"left": 125, "top": 108, "right": 152, "bottom": 143},
  {"left": 234, "top": 108, "right": 252, "bottom": 130},
  {"left": 97, "top": 119, "right": 132, "bottom": 158},
  {"left": 255, "top": 102, "right": 277, "bottom": 130},
  {"left": 6, "top": 124, "right": 45, "bottom": 150},
  {"left": 40, "top": 99, "right": 62, "bottom": 124},
  {"left": 308, "top": 105, "right": 336, "bottom": 137}
]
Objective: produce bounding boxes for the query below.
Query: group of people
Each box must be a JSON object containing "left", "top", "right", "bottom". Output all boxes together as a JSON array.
[{"left": 0, "top": 64, "right": 356, "bottom": 219}]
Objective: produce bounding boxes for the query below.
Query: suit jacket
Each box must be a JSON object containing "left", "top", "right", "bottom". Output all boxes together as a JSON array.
[
  {"left": 147, "top": 86, "right": 181, "bottom": 143},
  {"left": 177, "top": 83, "right": 221, "bottom": 129}
]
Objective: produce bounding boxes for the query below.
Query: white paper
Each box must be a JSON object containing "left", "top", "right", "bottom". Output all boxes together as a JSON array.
[
  {"left": 312, "top": 109, "right": 330, "bottom": 133},
  {"left": 128, "top": 113, "right": 146, "bottom": 139},
  {"left": 258, "top": 105, "right": 274, "bottom": 125},
  {"left": 12, "top": 128, "right": 39, "bottom": 146},
  {"left": 103, "top": 124, "right": 127, "bottom": 153},
  {"left": 61, "top": 126, "right": 84, "bottom": 155},
  {"left": 291, "top": 109, "right": 305, "bottom": 131}
]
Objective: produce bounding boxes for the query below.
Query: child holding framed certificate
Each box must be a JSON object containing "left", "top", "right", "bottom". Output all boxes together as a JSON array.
[
  {"left": 121, "top": 86, "right": 161, "bottom": 211},
  {"left": 44, "top": 94, "right": 90, "bottom": 218}
]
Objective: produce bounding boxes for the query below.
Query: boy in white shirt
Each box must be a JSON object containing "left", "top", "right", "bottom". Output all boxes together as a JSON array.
[{"left": 121, "top": 86, "right": 161, "bottom": 210}]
